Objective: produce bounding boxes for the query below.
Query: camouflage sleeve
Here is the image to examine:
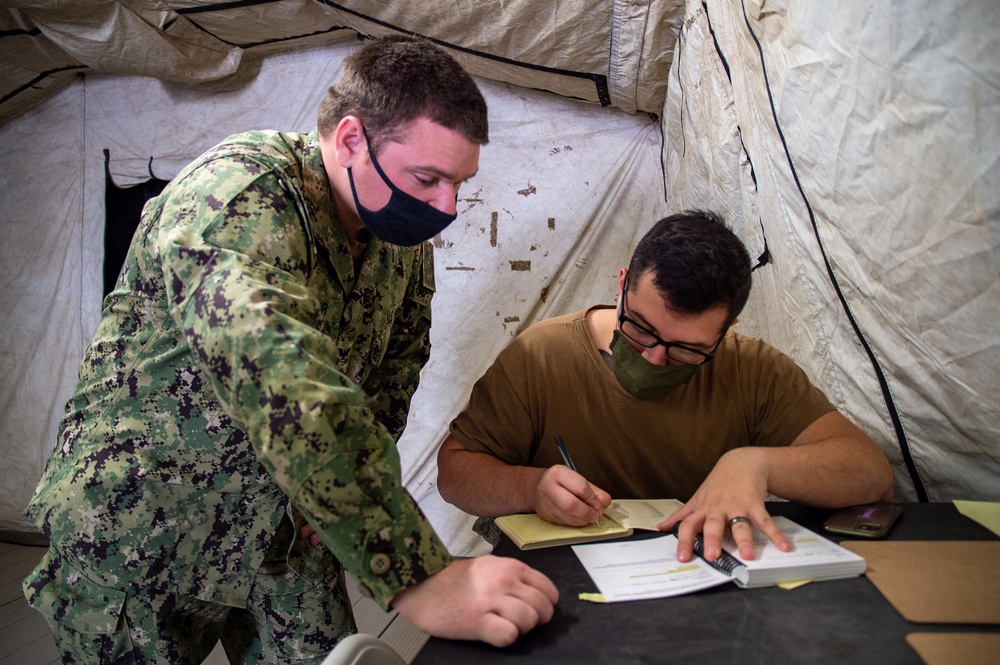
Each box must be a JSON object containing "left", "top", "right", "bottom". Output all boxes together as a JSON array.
[
  {"left": 361, "top": 245, "right": 435, "bottom": 440},
  {"left": 156, "top": 157, "right": 451, "bottom": 609}
]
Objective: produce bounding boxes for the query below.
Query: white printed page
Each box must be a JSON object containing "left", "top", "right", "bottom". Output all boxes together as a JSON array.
[
  {"left": 722, "top": 516, "right": 861, "bottom": 569},
  {"left": 572, "top": 535, "right": 731, "bottom": 602}
]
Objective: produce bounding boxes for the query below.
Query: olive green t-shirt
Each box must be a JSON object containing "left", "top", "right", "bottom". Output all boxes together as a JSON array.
[{"left": 450, "top": 307, "right": 835, "bottom": 501}]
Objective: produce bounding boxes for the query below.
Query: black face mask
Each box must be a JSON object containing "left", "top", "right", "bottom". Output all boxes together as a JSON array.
[{"left": 347, "top": 132, "right": 457, "bottom": 246}]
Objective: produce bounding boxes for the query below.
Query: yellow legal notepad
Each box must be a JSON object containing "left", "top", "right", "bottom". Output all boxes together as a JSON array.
[{"left": 496, "top": 499, "right": 683, "bottom": 550}]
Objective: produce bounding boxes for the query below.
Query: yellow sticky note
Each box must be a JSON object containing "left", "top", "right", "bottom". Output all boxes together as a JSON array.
[
  {"left": 578, "top": 592, "right": 609, "bottom": 603},
  {"left": 776, "top": 579, "right": 812, "bottom": 590},
  {"left": 954, "top": 500, "right": 1000, "bottom": 536}
]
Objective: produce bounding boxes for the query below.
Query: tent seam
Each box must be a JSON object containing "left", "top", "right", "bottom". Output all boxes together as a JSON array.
[
  {"left": 315, "top": 0, "right": 612, "bottom": 106},
  {"left": 701, "top": 2, "right": 769, "bottom": 270},
  {"left": 734, "top": 0, "right": 926, "bottom": 500}
]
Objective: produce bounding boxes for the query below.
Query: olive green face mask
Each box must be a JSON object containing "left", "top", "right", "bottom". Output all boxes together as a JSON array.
[{"left": 609, "top": 330, "right": 701, "bottom": 400}]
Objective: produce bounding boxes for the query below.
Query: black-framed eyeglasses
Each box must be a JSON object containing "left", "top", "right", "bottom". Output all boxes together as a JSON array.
[{"left": 618, "top": 272, "right": 725, "bottom": 366}]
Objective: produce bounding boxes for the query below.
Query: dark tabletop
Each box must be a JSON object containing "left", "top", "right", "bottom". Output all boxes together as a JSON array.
[{"left": 412, "top": 502, "right": 999, "bottom": 665}]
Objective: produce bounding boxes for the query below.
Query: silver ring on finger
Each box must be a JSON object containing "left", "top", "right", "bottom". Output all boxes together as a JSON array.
[{"left": 728, "top": 516, "right": 751, "bottom": 528}]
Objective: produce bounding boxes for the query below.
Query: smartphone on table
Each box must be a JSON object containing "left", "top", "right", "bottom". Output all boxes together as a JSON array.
[{"left": 822, "top": 502, "right": 902, "bottom": 539}]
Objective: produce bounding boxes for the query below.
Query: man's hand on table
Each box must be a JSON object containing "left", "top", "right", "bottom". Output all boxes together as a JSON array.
[
  {"left": 391, "top": 556, "right": 559, "bottom": 647},
  {"left": 299, "top": 517, "right": 558, "bottom": 647},
  {"left": 657, "top": 447, "right": 791, "bottom": 562}
]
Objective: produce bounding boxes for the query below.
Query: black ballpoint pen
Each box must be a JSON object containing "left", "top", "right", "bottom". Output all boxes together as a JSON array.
[{"left": 554, "top": 435, "right": 601, "bottom": 527}]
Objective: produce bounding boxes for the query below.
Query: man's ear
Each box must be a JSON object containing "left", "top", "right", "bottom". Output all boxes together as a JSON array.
[
  {"left": 332, "top": 116, "right": 366, "bottom": 168},
  {"left": 614, "top": 267, "right": 628, "bottom": 303}
]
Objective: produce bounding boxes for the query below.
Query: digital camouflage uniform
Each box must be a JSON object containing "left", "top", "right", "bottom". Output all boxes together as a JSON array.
[{"left": 23, "top": 130, "right": 451, "bottom": 662}]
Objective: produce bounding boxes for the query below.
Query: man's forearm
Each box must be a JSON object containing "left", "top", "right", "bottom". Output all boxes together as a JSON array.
[
  {"left": 437, "top": 438, "right": 545, "bottom": 516},
  {"left": 759, "top": 415, "right": 894, "bottom": 507},
  {"left": 765, "top": 445, "right": 892, "bottom": 507}
]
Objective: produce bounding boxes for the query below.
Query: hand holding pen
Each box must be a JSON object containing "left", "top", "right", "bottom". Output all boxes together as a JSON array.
[{"left": 551, "top": 435, "right": 609, "bottom": 528}]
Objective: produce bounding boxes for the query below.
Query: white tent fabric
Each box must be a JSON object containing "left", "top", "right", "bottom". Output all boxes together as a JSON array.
[
  {"left": 663, "top": 0, "right": 1000, "bottom": 502},
  {"left": 2, "top": 82, "right": 89, "bottom": 542},
  {"left": 1, "top": 0, "right": 998, "bottom": 556},
  {"left": 0, "top": 0, "right": 683, "bottom": 124},
  {"left": 0, "top": 41, "right": 669, "bottom": 556}
]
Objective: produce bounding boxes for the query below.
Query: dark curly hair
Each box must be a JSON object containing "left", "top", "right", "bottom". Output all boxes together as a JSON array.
[{"left": 627, "top": 210, "right": 752, "bottom": 326}]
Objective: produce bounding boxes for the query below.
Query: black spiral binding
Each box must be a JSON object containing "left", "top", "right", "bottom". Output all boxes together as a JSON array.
[{"left": 693, "top": 533, "right": 745, "bottom": 577}]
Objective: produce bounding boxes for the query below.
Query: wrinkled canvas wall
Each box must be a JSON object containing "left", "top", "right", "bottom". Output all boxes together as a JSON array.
[
  {"left": 1, "top": 82, "right": 88, "bottom": 541},
  {"left": 663, "top": 0, "right": 1000, "bottom": 501},
  {"left": 1, "top": 0, "right": 683, "bottom": 124},
  {"left": 0, "top": 41, "right": 669, "bottom": 554},
  {"left": 0, "top": 43, "right": 347, "bottom": 537}
]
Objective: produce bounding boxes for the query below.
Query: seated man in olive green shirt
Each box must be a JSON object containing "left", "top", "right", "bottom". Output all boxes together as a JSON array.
[{"left": 438, "top": 211, "right": 894, "bottom": 565}]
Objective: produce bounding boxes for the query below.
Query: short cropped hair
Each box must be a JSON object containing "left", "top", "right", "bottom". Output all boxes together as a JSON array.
[
  {"left": 318, "top": 35, "right": 488, "bottom": 152},
  {"left": 627, "top": 211, "right": 752, "bottom": 325}
]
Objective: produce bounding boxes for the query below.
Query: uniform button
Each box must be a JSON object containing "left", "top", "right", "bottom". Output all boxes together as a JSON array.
[{"left": 370, "top": 553, "right": 392, "bottom": 575}]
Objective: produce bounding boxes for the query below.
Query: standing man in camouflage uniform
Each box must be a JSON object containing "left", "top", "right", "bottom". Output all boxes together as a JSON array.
[{"left": 23, "top": 35, "right": 558, "bottom": 663}]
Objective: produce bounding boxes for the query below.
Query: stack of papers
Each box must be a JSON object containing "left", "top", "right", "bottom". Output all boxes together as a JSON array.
[{"left": 572, "top": 516, "right": 866, "bottom": 602}]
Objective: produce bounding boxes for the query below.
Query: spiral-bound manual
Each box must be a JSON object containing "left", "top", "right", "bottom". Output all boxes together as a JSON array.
[
  {"left": 692, "top": 515, "right": 867, "bottom": 589},
  {"left": 572, "top": 515, "right": 866, "bottom": 602}
]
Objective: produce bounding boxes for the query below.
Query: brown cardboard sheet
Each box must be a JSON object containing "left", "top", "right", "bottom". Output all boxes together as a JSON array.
[
  {"left": 906, "top": 633, "right": 1000, "bottom": 665},
  {"left": 842, "top": 541, "right": 1000, "bottom": 624}
]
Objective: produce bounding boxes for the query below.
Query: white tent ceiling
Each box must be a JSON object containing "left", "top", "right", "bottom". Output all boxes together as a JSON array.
[{"left": 0, "top": 0, "right": 683, "bottom": 125}]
